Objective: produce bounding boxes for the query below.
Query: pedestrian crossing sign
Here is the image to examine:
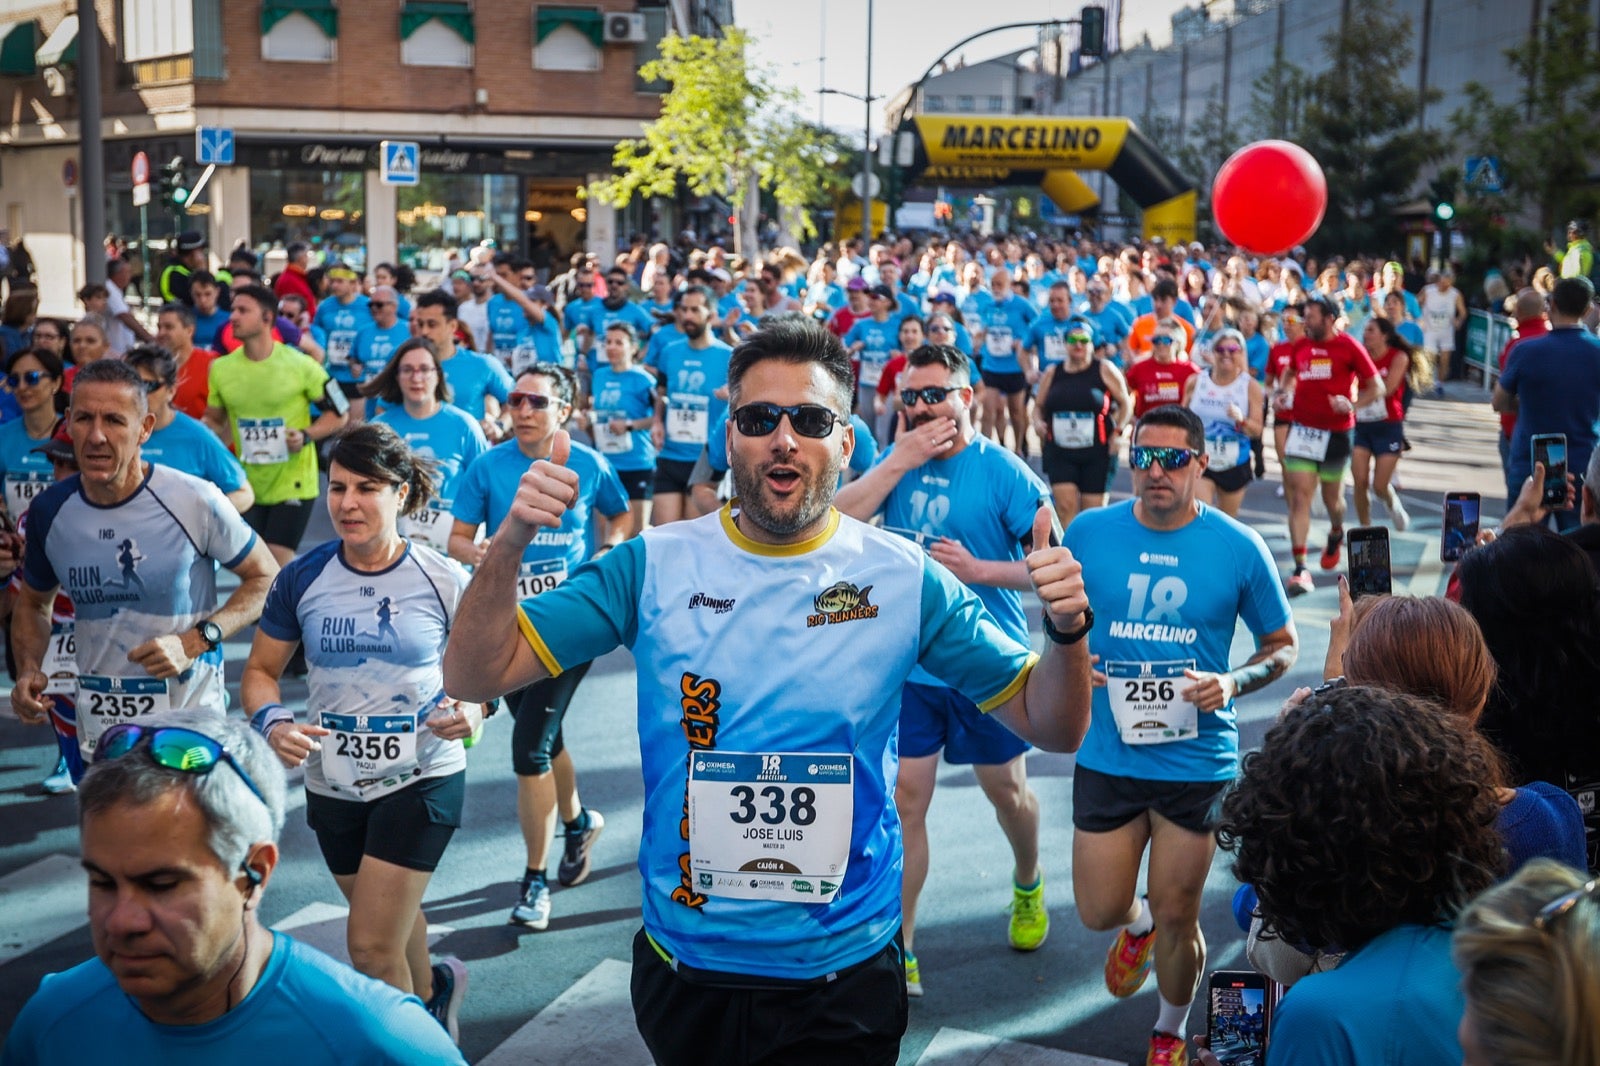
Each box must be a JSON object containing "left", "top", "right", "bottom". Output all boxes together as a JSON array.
[
  {"left": 1464, "top": 155, "right": 1503, "bottom": 195},
  {"left": 381, "top": 140, "right": 420, "bottom": 186}
]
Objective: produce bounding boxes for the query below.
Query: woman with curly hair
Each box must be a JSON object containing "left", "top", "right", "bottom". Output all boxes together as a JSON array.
[
  {"left": 1453, "top": 859, "right": 1600, "bottom": 1066},
  {"left": 1214, "top": 686, "right": 1506, "bottom": 1064}
]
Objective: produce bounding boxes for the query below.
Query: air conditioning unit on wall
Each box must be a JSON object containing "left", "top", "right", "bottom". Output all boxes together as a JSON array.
[{"left": 604, "top": 13, "right": 647, "bottom": 44}]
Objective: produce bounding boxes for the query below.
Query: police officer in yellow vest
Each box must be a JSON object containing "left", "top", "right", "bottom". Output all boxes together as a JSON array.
[{"left": 160, "top": 231, "right": 209, "bottom": 305}]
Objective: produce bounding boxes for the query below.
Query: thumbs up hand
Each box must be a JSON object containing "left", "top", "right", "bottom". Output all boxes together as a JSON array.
[
  {"left": 507, "top": 429, "right": 580, "bottom": 542},
  {"left": 1024, "top": 506, "right": 1088, "bottom": 632}
]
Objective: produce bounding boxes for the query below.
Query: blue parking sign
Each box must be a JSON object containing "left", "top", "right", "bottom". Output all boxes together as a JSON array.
[{"left": 381, "top": 141, "right": 420, "bottom": 186}]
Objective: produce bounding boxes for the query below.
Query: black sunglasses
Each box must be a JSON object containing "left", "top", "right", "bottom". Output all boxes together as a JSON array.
[
  {"left": 1130, "top": 445, "right": 1197, "bottom": 470},
  {"left": 7, "top": 370, "right": 49, "bottom": 388},
  {"left": 506, "top": 391, "right": 557, "bottom": 411},
  {"left": 900, "top": 385, "right": 958, "bottom": 408},
  {"left": 96, "top": 724, "right": 269, "bottom": 806},
  {"left": 731, "top": 402, "right": 840, "bottom": 438}
]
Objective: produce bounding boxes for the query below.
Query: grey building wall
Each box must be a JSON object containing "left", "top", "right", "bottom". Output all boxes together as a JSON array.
[{"left": 1046, "top": 0, "right": 1562, "bottom": 202}]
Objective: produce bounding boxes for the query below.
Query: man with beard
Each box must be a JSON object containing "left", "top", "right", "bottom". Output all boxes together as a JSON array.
[
  {"left": 834, "top": 343, "right": 1057, "bottom": 997},
  {"left": 649, "top": 286, "right": 730, "bottom": 525},
  {"left": 441, "top": 317, "right": 1094, "bottom": 1066}
]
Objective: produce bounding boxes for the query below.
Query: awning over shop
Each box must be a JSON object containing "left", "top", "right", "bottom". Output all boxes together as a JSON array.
[
  {"left": 262, "top": 0, "right": 338, "bottom": 37},
  {"left": 35, "top": 15, "right": 76, "bottom": 68},
  {"left": 0, "top": 19, "right": 38, "bottom": 76},
  {"left": 400, "top": 1, "right": 474, "bottom": 43},
  {"left": 535, "top": 6, "right": 603, "bottom": 48}
]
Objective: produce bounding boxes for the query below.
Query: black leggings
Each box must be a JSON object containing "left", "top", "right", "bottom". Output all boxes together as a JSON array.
[{"left": 508, "top": 660, "right": 594, "bottom": 776}]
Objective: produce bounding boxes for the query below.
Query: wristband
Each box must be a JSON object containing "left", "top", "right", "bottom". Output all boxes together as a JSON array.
[
  {"left": 250, "top": 702, "right": 293, "bottom": 737},
  {"left": 1041, "top": 606, "right": 1094, "bottom": 645}
]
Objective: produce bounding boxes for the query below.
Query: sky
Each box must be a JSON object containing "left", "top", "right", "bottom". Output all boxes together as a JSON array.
[{"left": 739, "top": 0, "right": 1193, "bottom": 136}]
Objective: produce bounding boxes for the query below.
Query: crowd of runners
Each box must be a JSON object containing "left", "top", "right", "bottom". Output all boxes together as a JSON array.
[{"left": 1, "top": 222, "right": 1598, "bottom": 1066}]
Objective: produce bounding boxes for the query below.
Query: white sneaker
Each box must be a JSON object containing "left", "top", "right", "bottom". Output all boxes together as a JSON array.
[{"left": 1386, "top": 491, "right": 1410, "bottom": 532}]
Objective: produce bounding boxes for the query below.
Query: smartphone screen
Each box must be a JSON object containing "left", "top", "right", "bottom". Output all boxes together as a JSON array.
[
  {"left": 1208, "top": 971, "right": 1270, "bottom": 1066},
  {"left": 1441, "top": 492, "right": 1481, "bottom": 563},
  {"left": 1533, "top": 434, "right": 1568, "bottom": 508},
  {"left": 1347, "top": 527, "right": 1392, "bottom": 599}
]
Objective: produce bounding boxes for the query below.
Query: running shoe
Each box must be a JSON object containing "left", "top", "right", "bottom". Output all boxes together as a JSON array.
[
  {"left": 557, "top": 809, "right": 605, "bottom": 887},
  {"left": 1285, "top": 567, "right": 1314, "bottom": 597},
  {"left": 510, "top": 875, "right": 551, "bottom": 930},
  {"left": 905, "top": 952, "right": 924, "bottom": 998},
  {"left": 1008, "top": 875, "right": 1049, "bottom": 951},
  {"left": 1386, "top": 491, "right": 1410, "bottom": 532},
  {"left": 424, "top": 956, "right": 468, "bottom": 1044},
  {"left": 1104, "top": 924, "right": 1157, "bottom": 998},
  {"left": 1147, "top": 1029, "right": 1187, "bottom": 1066},
  {"left": 41, "top": 755, "right": 74, "bottom": 795},
  {"left": 1319, "top": 527, "right": 1344, "bottom": 571}
]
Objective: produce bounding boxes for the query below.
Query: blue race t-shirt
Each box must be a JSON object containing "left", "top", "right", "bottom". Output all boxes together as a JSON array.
[
  {"left": 1500, "top": 326, "right": 1600, "bottom": 487},
  {"left": 452, "top": 439, "right": 628, "bottom": 583},
  {"left": 312, "top": 295, "right": 374, "bottom": 384},
  {"left": 375, "top": 403, "right": 488, "bottom": 505},
  {"left": 0, "top": 416, "right": 57, "bottom": 519},
  {"left": 977, "top": 295, "right": 1038, "bottom": 374},
  {"left": 0, "top": 931, "right": 466, "bottom": 1066},
  {"left": 486, "top": 293, "right": 531, "bottom": 363},
  {"left": 655, "top": 338, "right": 733, "bottom": 465},
  {"left": 438, "top": 348, "right": 514, "bottom": 421},
  {"left": 1025, "top": 312, "right": 1092, "bottom": 373},
  {"left": 143, "top": 412, "right": 249, "bottom": 495},
  {"left": 193, "top": 307, "right": 231, "bottom": 351},
  {"left": 1064, "top": 500, "right": 1291, "bottom": 782},
  {"left": 352, "top": 321, "right": 411, "bottom": 385},
  {"left": 842, "top": 316, "right": 901, "bottom": 388},
  {"left": 591, "top": 364, "right": 659, "bottom": 472}
]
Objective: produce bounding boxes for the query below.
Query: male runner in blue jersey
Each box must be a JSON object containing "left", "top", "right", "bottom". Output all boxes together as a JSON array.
[
  {"left": 835, "top": 343, "right": 1055, "bottom": 995},
  {"left": 443, "top": 317, "right": 1094, "bottom": 1065},
  {"left": 1064, "top": 405, "right": 1297, "bottom": 1066}
]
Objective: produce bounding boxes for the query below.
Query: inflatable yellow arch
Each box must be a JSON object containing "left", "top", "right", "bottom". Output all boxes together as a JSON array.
[{"left": 905, "top": 115, "right": 1197, "bottom": 244}]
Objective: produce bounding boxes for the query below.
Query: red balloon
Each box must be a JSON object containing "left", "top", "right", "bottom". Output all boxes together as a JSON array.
[{"left": 1211, "top": 140, "right": 1327, "bottom": 255}]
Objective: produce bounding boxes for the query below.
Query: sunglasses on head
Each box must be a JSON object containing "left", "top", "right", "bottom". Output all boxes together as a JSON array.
[
  {"left": 1130, "top": 445, "right": 1197, "bottom": 471},
  {"left": 7, "top": 370, "right": 49, "bottom": 388},
  {"left": 95, "top": 724, "right": 268, "bottom": 806},
  {"left": 506, "top": 391, "right": 557, "bottom": 411},
  {"left": 900, "top": 385, "right": 958, "bottom": 408},
  {"left": 731, "top": 402, "right": 840, "bottom": 438}
]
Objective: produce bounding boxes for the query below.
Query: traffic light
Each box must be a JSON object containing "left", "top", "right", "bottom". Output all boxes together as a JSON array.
[
  {"left": 159, "top": 157, "right": 189, "bottom": 207},
  {"left": 1079, "top": 6, "right": 1106, "bottom": 59},
  {"left": 1433, "top": 200, "right": 1455, "bottom": 223}
]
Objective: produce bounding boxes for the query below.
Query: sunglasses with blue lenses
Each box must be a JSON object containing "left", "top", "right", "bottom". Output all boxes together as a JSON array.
[
  {"left": 95, "top": 724, "right": 269, "bottom": 806},
  {"left": 1129, "top": 445, "right": 1197, "bottom": 471},
  {"left": 900, "top": 385, "right": 958, "bottom": 408},
  {"left": 731, "top": 402, "right": 841, "bottom": 438},
  {"left": 7, "top": 370, "right": 49, "bottom": 389}
]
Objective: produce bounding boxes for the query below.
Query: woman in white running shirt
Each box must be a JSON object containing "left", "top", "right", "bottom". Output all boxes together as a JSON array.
[{"left": 1184, "top": 329, "right": 1264, "bottom": 517}]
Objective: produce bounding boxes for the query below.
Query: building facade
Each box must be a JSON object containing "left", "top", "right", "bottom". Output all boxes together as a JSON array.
[{"left": 0, "top": 0, "right": 733, "bottom": 312}]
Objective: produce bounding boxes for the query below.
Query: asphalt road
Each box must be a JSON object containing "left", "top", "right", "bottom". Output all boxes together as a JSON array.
[{"left": 0, "top": 383, "right": 1509, "bottom": 1064}]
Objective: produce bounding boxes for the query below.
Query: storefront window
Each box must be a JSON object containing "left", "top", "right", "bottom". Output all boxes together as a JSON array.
[
  {"left": 250, "top": 168, "right": 366, "bottom": 270},
  {"left": 397, "top": 174, "right": 521, "bottom": 273}
]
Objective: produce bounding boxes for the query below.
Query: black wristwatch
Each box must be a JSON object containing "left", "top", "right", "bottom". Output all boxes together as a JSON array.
[
  {"left": 1042, "top": 606, "right": 1094, "bottom": 645},
  {"left": 194, "top": 620, "right": 224, "bottom": 651}
]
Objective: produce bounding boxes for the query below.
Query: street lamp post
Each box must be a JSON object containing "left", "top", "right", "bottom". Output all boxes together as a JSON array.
[{"left": 862, "top": 0, "right": 874, "bottom": 245}]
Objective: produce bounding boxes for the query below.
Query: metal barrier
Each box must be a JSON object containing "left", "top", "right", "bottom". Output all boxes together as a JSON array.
[{"left": 1462, "top": 308, "right": 1516, "bottom": 392}]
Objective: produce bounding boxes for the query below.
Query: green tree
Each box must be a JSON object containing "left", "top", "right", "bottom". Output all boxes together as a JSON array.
[
  {"left": 1297, "top": 9, "right": 1445, "bottom": 254},
  {"left": 1246, "top": 50, "right": 1310, "bottom": 142},
  {"left": 1451, "top": 0, "right": 1600, "bottom": 244},
  {"left": 585, "top": 29, "right": 849, "bottom": 242}
]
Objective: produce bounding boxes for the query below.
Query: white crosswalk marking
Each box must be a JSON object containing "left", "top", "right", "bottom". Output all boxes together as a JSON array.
[
  {"left": 915, "top": 1028, "right": 1123, "bottom": 1066},
  {"left": 272, "top": 901, "right": 453, "bottom": 968},
  {"left": 0, "top": 854, "right": 86, "bottom": 966},
  {"left": 476, "top": 958, "right": 650, "bottom": 1065}
]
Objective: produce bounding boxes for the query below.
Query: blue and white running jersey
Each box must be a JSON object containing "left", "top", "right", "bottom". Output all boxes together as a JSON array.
[
  {"left": 515, "top": 506, "right": 1037, "bottom": 980},
  {"left": 1063, "top": 501, "right": 1291, "bottom": 782},
  {"left": 643, "top": 323, "right": 684, "bottom": 368},
  {"left": 452, "top": 439, "right": 628, "bottom": 587},
  {"left": 842, "top": 316, "right": 901, "bottom": 388},
  {"left": 143, "top": 412, "right": 248, "bottom": 495},
  {"left": 353, "top": 321, "right": 411, "bottom": 383},
  {"left": 590, "top": 364, "right": 658, "bottom": 472},
  {"left": 977, "top": 296, "right": 1038, "bottom": 374},
  {"left": 655, "top": 338, "right": 732, "bottom": 465},
  {"left": 440, "top": 348, "right": 513, "bottom": 421},
  {"left": 509, "top": 313, "right": 563, "bottom": 374},
  {"left": 258, "top": 540, "right": 468, "bottom": 801},
  {"left": 22, "top": 466, "right": 258, "bottom": 754},
  {"left": 312, "top": 295, "right": 374, "bottom": 383},
  {"left": 485, "top": 294, "right": 530, "bottom": 362},
  {"left": 1025, "top": 311, "right": 1094, "bottom": 372},
  {"left": 874, "top": 435, "right": 1049, "bottom": 682},
  {"left": 377, "top": 403, "right": 489, "bottom": 552},
  {"left": 0, "top": 417, "right": 56, "bottom": 519}
]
